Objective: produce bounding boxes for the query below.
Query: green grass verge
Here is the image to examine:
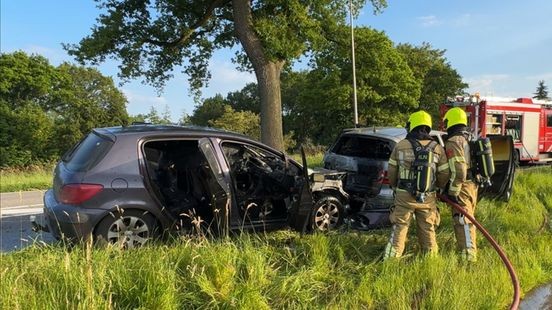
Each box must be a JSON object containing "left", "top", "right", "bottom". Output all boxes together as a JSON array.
[
  {"left": 0, "top": 165, "right": 54, "bottom": 192},
  {"left": 290, "top": 152, "right": 325, "bottom": 168},
  {"left": 1, "top": 169, "right": 551, "bottom": 309}
]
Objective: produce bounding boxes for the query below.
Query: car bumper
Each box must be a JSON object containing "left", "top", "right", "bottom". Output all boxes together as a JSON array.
[{"left": 42, "top": 189, "right": 105, "bottom": 241}]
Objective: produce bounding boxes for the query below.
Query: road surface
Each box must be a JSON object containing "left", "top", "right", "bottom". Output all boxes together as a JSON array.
[{"left": 0, "top": 190, "right": 55, "bottom": 252}]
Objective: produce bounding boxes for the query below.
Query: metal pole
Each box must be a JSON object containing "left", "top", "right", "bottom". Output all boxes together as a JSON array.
[{"left": 350, "top": 0, "right": 359, "bottom": 127}]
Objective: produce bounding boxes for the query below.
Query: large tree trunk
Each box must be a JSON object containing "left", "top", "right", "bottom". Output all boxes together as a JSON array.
[
  {"left": 256, "top": 62, "right": 284, "bottom": 150},
  {"left": 232, "top": 0, "right": 284, "bottom": 150}
]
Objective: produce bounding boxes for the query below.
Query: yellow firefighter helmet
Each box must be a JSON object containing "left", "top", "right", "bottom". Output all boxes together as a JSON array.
[
  {"left": 407, "top": 111, "right": 432, "bottom": 131},
  {"left": 443, "top": 107, "right": 468, "bottom": 129}
]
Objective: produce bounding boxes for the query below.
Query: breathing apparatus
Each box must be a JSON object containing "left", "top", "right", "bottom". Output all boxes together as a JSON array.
[
  {"left": 404, "top": 111, "right": 436, "bottom": 203},
  {"left": 443, "top": 107, "right": 495, "bottom": 187}
]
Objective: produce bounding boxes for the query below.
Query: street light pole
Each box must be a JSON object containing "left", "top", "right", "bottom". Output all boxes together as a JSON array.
[{"left": 350, "top": 0, "right": 359, "bottom": 127}]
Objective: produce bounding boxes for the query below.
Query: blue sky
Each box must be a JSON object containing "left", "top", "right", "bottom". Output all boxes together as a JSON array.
[{"left": 2, "top": 0, "right": 551, "bottom": 121}]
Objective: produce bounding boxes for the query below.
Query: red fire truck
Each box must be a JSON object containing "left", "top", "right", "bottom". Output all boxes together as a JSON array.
[{"left": 440, "top": 96, "right": 552, "bottom": 164}]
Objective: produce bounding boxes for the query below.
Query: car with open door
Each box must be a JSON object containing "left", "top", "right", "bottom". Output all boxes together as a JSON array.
[{"left": 33, "top": 125, "right": 348, "bottom": 248}]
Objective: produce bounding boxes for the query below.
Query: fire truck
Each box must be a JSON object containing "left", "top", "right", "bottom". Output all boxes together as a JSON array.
[{"left": 440, "top": 95, "right": 552, "bottom": 164}]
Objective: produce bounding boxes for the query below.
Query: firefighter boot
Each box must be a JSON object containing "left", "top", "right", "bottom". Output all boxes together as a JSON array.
[{"left": 459, "top": 249, "right": 478, "bottom": 263}]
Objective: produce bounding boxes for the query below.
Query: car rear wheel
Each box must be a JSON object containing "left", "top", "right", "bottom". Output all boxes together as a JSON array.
[
  {"left": 95, "top": 209, "right": 158, "bottom": 248},
  {"left": 312, "top": 196, "right": 344, "bottom": 231}
]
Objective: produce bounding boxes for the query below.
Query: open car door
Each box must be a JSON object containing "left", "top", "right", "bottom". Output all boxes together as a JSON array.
[
  {"left": 288, "top": 147, "right": 315, "bottom": 233},
  {"left": 478, "top": 135, "right": 516, "bottom": 202},
  {"left": 198, "top": 138, "right": 232, "bottom": 236}
]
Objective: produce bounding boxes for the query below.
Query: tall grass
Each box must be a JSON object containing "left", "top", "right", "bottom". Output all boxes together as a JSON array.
[
  {"left": 1, "top": 168, "right": 551, "bottom": 309},
  {"left": 0, "top": 165, "right": 54, "bottom": 192}
]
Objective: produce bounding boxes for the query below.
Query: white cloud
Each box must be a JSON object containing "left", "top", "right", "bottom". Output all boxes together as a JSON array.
[
  {"left": 466, "top": 74, "right": 511, "bottom": 96},
  {"left": 417, "top": 15, "right": 442, "bottom": 27},
  {"left": 417, "top": 13, "right": 475, "bottom": 28},
  {"left": 204, "top": 60, "right": 256, "bottom": 96},
  {"left": 20, "top": 45, "right": 69, "bottom": 65}
]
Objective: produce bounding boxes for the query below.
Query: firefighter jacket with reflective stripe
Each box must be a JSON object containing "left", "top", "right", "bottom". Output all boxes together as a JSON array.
[
  {"left": 445, "top": 134, "right": 472, "bottom": 196},
  {"left": 388, "top": 139, "right": 450, "bottom": 194}
]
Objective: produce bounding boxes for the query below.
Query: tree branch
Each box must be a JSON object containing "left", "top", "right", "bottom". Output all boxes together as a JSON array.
[
  {"left": 144, "top": 0, "right": 227, "bottom": 48},
  {"left": 232, "top": 0, "right": 268, "bottom": 69}
]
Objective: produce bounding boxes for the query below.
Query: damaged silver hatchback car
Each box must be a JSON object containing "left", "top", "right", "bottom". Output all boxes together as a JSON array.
[
  {"left": 323, "top": 127, "right": 446, "bottom": 229},
  {"left": 33, "top": 125, "right": 348, "bottom": 247}
]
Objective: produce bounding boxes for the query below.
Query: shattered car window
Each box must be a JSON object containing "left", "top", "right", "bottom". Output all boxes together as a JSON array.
[{"left": 333, "top": 135, "right": 394, "bottom": 160}]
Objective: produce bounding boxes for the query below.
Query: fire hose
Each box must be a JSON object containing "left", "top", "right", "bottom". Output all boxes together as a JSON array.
[{"left": 438, "top": 194, "right": 520, "bottom": 310}]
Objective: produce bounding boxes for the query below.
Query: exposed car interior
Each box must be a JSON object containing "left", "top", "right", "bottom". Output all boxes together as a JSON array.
[
  {"left": 328, "top": 134, "right": 387, "bottom": 199},
  {"left": 221, "top": 142, "right": 301, "bottom": 223},
  {"left": 143, "top": 140, "right": 215, "bottom": 230}
]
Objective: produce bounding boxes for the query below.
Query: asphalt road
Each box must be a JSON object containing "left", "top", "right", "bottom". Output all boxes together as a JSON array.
[{"left": 0, "top": 190, "right": 55, "bottom": 252}]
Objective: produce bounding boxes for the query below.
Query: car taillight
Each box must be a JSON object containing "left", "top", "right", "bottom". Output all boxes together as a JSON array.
[
  {"left": 59, "top": 183, "right": 103, "bottom": 204},
  {"left": 381, "top": 170, "right": 390, "bottom": 184}
]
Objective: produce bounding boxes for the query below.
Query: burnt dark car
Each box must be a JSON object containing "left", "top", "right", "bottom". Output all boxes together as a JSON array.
[
  {"left": 33, "top": 125, "right": 348, "bottom": 247},
  {"left": 323, "top": 127, "right": 516, "bottom": 229}
]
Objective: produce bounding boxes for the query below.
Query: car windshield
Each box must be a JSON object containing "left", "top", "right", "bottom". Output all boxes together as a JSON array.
[{"left": 332, "top": 135, "right": 394, "bottom": 160}]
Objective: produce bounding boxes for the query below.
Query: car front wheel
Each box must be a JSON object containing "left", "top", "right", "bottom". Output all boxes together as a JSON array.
[
  {"left": 95, "top": 209, "right": 158, "bottom": 248},
  {"left": 312, "top": 196, "right": 344, "bottom": 231}
]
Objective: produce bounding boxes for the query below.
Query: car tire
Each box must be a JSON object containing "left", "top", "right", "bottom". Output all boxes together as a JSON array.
[
  {"left": 312, "top": 196, "right": 344, "bottom": 231},
  {"left": 95, "top": 209, "right": 158, "bottom": 248}
]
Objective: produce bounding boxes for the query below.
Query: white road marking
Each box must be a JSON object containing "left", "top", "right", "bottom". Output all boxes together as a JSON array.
[{"left": 0, "top": 204, "right": 44, "bottom": 217}]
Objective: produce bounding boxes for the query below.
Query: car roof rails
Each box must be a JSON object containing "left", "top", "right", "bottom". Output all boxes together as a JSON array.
[{"left": 130, "top": 121, "right": 152, "bottom": 125}]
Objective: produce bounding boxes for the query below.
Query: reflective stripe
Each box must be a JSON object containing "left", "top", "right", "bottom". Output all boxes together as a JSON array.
[
  {"left": 449, "top": 185, "right": 461, "bottom": 194},
  {"left": 449, "top": 156, "right": 466, "bottom": 163},
  {"left": 399, "top": 168, "right": 410, "bottom": 179},
  {"left": 389, "top": 158, "right": 397, "bottom": 166},
  {"left": 449, "top": 158, "right": 457, "bottom": 188},
  {"left": 384, "top": 225, "right": 399, "bottom": 259},
  {"left": 438, "top": 163, "right": 449, "bottom": 172}
]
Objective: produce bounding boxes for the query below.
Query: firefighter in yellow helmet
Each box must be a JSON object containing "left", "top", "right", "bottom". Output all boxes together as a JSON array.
[
  {"left": 383, "top": 111, "right": 450, "bottom": 259},
  {"left": 443, "top": 107, "right": 478, "bottom": 262}
]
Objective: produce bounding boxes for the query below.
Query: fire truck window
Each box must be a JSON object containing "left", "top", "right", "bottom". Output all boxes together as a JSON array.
[
  {"left": 505, "top": 115, "right": 522, "bottom": 142},
  {"left": 486, "top": 114, "right": 503, "bottom": 135},
  {"left": 547, "top": 114, "right": 552, "bottom": 127}
]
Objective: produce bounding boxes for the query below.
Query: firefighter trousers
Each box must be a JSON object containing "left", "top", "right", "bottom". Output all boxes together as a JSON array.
[
  {"left": 452, "top": 181, "right": 478, "bottom": 260},
  {"left": 384, "top": 192, "right": 440, "bottom": 259}
]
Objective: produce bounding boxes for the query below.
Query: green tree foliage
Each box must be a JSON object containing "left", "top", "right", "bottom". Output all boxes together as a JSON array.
[
  {"left": 130, "top": 105, "right": 173, "bottom": 124},
  {"left": 533, "top": 80, "right": 550, "bottom": 100},
  {"left": 0, "top": 52, "right": 129, "bottom": 167},
  {"left": 226, "top": 83, "right": 260, "bottom": 113},
  {"left": 209, "top": 105, "right": 260, "bottom": 140},
  {"left": 396, "top": 43, "right": 468, "bottom": 126},
  {"left": 284, "top": 27, "right": 420, "bottom": 145},
  {"left": 64, "top": 0, "right": 386, "bottom": 150},
  {"left": 51, "top": 63, "right": 129, "bottom": 150},
  {"left": 189, "top": 84, "right": 259, "bottom": 126},
  {"left": 0, "top": 100, "right": 55, "bottom": 166},
  {"left": 189, "top": 94, "right": 228, "bottom": 126},
  {"left": 187, "top": 32, "right": 467, "bottom": 148}
]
